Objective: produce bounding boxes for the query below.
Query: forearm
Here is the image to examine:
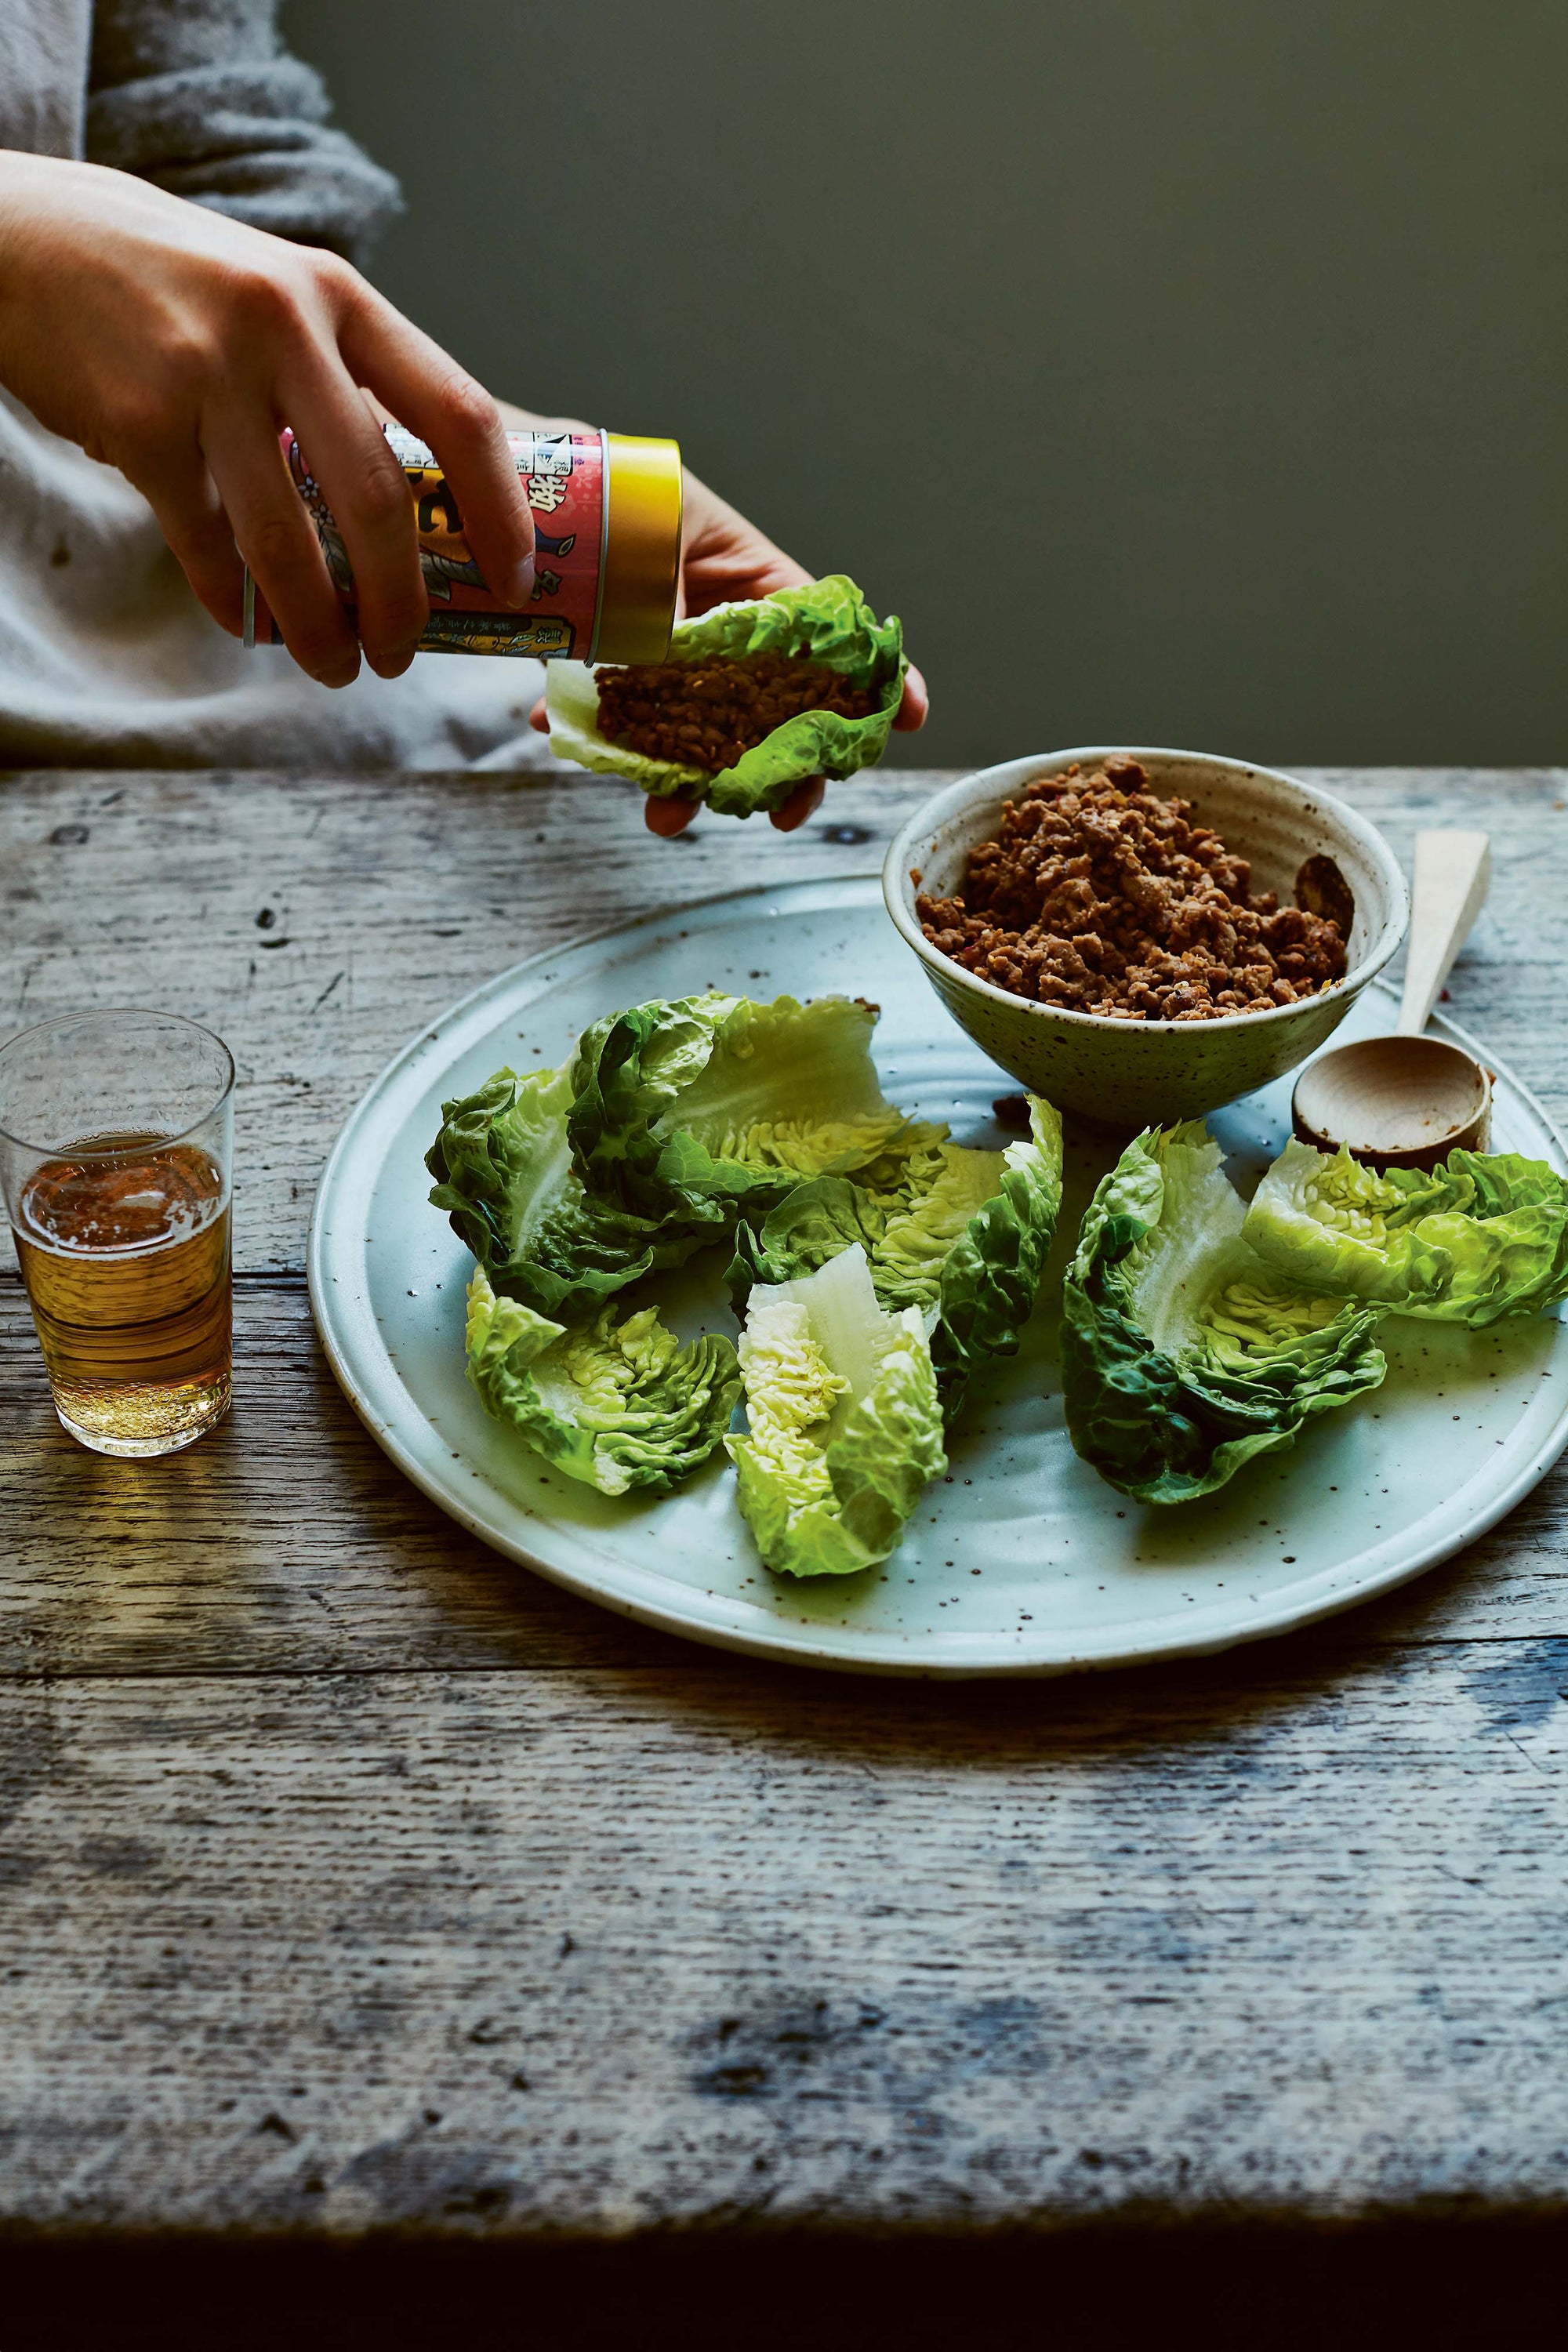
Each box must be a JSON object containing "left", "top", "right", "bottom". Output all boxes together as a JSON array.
[{"left": 0, "top": 148, "right": 532, "bottom": 689}]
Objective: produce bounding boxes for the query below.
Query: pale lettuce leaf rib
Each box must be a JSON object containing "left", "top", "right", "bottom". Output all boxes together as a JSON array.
[
  {"left": 1243, "top": 1138, "right": 1568, "bottom": 1325},
  {"left": 726, "top": 1246, "right": 946, "bottom": 1577},
  {"left": 1061, "top": 1123, "right": 1386, "bottom": 1504},
  {"left": 726, "top": 1096, "right": 1064, "bottom": 1416},
  {"left": 426, "top": 1062, "right": 704, "bottom": 1322}
]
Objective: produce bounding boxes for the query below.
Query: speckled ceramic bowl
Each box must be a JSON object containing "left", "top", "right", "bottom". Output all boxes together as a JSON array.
[{"left": 884, "top": 747, "right": 1409, "bottom": 1127}]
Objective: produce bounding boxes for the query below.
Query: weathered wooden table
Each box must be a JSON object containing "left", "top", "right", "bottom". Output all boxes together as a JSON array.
[{"left": 3, "top": 764, "right": 1567, "bottom": 2348}]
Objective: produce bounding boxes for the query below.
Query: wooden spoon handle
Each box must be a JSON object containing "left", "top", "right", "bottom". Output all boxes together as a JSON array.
[{"left": 1397, "top": 829, "right": 1491, "bottom": 1036}]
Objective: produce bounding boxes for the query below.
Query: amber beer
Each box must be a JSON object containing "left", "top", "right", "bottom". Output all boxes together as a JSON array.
[
  {"left": 0, "top": 1010, "right": 237, "bottom": 1460},
  {"left": 13, "top": 1136, "right": 231, "bottom": 1452}
]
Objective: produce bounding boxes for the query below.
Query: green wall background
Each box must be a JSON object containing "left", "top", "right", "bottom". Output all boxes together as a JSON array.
[{"left": 282, "top": 0, "right": 1568, "bottom": 770}]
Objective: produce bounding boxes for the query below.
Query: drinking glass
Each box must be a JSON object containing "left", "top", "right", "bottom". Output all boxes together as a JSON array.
[{"left": 0, "top": 1010, "right": 235, "bottom": 1457}]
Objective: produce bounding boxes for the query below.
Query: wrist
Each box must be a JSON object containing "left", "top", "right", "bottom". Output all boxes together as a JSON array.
[{"left": 678, "top": 466, "right": 729, "bottom": 538}]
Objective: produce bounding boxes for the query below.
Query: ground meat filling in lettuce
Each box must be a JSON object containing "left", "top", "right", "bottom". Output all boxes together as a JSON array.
[
  {"left": 596, "top": 652, "right": 879, "bottom": 777},
  {"left": 915, "top": 756, "right": 1348, "bottom": 1022}
]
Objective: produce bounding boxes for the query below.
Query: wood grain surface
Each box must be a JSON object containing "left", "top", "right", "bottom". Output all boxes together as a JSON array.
[{"left": 3, "top": 761, "right": 1568, "bottom": 2249}]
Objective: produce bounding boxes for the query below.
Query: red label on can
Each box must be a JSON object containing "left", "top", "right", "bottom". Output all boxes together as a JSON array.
[{"left": 260, "top": 424, "right": 608, "bottom": 659}]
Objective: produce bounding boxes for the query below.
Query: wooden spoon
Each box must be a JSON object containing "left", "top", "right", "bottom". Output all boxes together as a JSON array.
[{"left": 1291, "top": 829, "right": 1492, "bottom": 1171}]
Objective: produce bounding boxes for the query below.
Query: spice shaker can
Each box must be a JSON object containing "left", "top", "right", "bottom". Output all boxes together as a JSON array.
[{"left": 244, "top": 423, "right": 682, "bottom": 663}]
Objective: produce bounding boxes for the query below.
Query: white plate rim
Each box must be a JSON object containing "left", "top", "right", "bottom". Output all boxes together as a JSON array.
[{"left": 307, "top": 873, "right": 1568, "bottom": 1679}]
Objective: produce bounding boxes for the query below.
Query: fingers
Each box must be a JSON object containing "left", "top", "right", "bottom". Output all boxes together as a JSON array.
[
  {"left": 529, "top": 696, "right": 549, "bottom": 733},
  {"left": 639, "top": 778, "right": 829, "bottom": 834},
  {"left": 644, "top": 793, "right": 701, "bottom": 837},
  {"left": 770, "top": 779, "right": 826, "bottom": 833},
  {"left": 336, "top": 279, "right": 533, "bottom": 607},
  {"left": 272, "top": 360, "right": 426, "bottom": 677},
  {"left": 132, "top": 446, "right": 245, "bottom": 637},
  {"left": 894, "top": 664, "right": 929, "bottom": 732},
  {"left": 201, "top": 407, "right": 361, "bottom": 686}
]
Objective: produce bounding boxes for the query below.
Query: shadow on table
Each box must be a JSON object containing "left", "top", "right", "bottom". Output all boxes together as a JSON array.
[
  {"left": 587, "top": 1534, "right": 1515, "bottom": 1767},
  {"left": 5, "top": 1269, "right": 1533, "bottom": 1765},
  {"left": 297, "top": 1315, "right": 1515, "bottom": 1769},
  {"left": 275, "top": 1297, "right": 1504, "bottom": 1759},
  {"left": 4, "top": 2212, "right": 1563, "bottom": 2350}
]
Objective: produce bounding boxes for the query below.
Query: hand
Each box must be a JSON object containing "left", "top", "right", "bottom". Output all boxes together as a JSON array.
[
  {"left": 0, "top": 153, "right": 534, "bottom": 686},
  {"left": 528, "top": 467, "right": 928, "bottom": 836}
]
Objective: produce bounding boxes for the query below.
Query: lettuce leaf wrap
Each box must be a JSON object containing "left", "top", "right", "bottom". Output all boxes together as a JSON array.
[
  {"left": 465, "top": 1269, "right": 741, "bottom": 1497},
  {"left": 1243, "top": 1139, "right": 1568, "bottom": 1326},
  {"left": 544, "top": 575, "right": 906, "bottom": 818},
  {"left": 568, "top": 991, "right": 939, "bottom": 1233},
  {"left": 426, "top": 1063, "right": 705, "bottom": 1323},
  {"left": 727, "top": 1098, "right": 1064, "bottom": 1414},
  {"left": 727, "top": 1245, "right": 946, "bottom": 1577},
  {"left": 1062, "top": 1124, "right": 1387, "bottom": 1504}
]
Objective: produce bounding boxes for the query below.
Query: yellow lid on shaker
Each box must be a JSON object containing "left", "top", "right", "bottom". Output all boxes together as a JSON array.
[{"left": 595, "top": 434, "right": 683, "bottom": 664}]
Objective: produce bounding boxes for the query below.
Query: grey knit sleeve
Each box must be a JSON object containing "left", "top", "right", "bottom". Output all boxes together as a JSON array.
[{"left": 85, "top": 0, "right": 402, "bottom": 268}]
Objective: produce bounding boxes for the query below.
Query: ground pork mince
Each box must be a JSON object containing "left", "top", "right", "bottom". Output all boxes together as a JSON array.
[
  {"left": 916, "top": 755, "right": 1349, "bottom": 1022},
  {"left": 595, "top": 652, "right": 879, "bottom": 777}
]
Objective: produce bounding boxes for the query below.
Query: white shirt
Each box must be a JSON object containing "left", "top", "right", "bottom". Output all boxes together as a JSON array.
[{"left": 0, "top": 0, "right": 550, "bottom": 771}]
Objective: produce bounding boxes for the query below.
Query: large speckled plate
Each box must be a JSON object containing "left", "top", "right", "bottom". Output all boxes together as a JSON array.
[{"left": 309, "top": 876, "right": 1568, "bottom": 1677}]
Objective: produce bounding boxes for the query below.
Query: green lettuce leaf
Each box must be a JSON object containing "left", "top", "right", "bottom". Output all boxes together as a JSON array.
[
  {"left": 728, "top": 1097, "right": 1065, "bottom": 1414},
  {"left": 1243, "top": 1138, "right": 1568, "bottom": 1325},
  {"left": 914, "top": 1098, "right": 1064, "bottom": 1407},
  {"left": 426, "top": 1062, "right": 704, "bottom": 1322},
  {"left": 1062, "top": 1123, "right": 1387, "bottom": 1504},
  {"left": 568, "top": 991, "right": 939, "bottom": 1232},
  {"left": 728, "top": 1174, "right": 884, "bottom": 1298},
  {"left": 464, "top": 1269, "right": 741, "bottom": 1497},
  {"left": 726, "top": 1244, "right": 946, "bottom": 1576},
  {"left": 544, "top": 575, "right": 906, "bottom": 817}
]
